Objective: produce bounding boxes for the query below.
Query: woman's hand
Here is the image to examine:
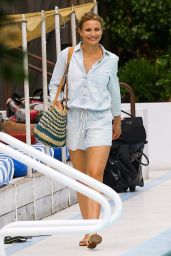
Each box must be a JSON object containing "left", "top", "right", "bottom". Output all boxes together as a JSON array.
[
  {"left": 112, "top": 116, "right": 121, "bottom": 140},
  {"left": 56, "top": 101, "right": 64, "bottom": 111}
]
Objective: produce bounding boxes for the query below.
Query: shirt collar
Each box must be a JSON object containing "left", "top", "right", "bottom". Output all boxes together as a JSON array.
[
  {"left": 74, "top": 42, "right": 82, "bottom": 52},
  {"left": 74, "top": 42, "right": 110, "bottom": 57}
]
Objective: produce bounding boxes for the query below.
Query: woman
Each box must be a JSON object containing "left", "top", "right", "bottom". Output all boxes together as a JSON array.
[{"left": 49, "top": 12, "right": 121, "bottom": 249}]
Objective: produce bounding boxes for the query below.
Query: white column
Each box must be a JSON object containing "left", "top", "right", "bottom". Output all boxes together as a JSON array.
[
  {"left": 134, "top": 107, "right": 150, "bottom": 180},
  {"left": 21, "top": 15, "right": 32, "bottom": 177},
  {"left": 70, "top": 11, "right": 77, "bottom": 47},
  {"left": 63, "top": 9, "right": 77, "bottom": 161},
  {"left": 21, "top": 15, "right": 31, "bottom": 146},
  {"left": 41, "top": 10, "right": 48, "bottom": 112},
  {"left": 41, "top": 11, "right": 49, "bottom": 156},
  {"left": 93, "top": 0, "right": 98, "bottom": 14},
  {"left": 55, "top": 6, "right": 61, "bottom": 56},
  {"left": 141, "top": 108, "right": 150, "bottom": 179}
]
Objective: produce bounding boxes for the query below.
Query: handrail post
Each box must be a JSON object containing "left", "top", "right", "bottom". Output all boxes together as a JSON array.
[
  {"left": 70, "top": 9, "right": 77, "bottom": 47},
  {"left": 41, "top": 10, "right": 48, "bottom": 112},
  {"left": 93, "top": 0, "right": 98, "bottom": 14},
  {"left": 120, "top": 82, "right": 136, "bottom": 117},
  {"left": 55, "top": 6, "right": 61, "bottom": 56},
  {"left": 54, "top": 6, "right": 66, "bottom": 161},
  {"left": 21, "top": 15, "right": 31, "bottom": 146},
  {"left": 21, "top": 14, "right": 32, "bottom": 177}
]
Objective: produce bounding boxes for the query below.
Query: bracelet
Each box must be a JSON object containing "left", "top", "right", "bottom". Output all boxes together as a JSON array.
[
  {"left": 113, "top": 121, "right": 121, "bottom": 126},
  {"left": 113, "top": 118, "right": 121, "bottom": 125}
]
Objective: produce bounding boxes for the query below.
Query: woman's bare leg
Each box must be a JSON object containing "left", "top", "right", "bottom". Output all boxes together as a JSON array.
[
  {"left": 86, "top": 146, "right": 111, "bottom": 219},
  {"left": 69, "top": 146, "right": 110, "bottom": 246},
  {"left": 69, "top": 149, "right": 89, "bottom": 219}
]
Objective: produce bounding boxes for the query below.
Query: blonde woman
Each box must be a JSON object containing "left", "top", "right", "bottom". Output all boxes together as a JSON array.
[{"left": 49, "top": 12, "right": 121, "bottom": 249}]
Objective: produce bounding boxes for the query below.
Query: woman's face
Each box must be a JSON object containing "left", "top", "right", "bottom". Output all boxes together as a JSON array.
[{"left": 79, "top": 19, "right": 103, "bottom": 45}]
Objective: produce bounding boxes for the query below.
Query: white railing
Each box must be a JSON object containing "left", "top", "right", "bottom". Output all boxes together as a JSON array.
[{"left": 0, "top": 133, "right": 122, "bottom": 256}]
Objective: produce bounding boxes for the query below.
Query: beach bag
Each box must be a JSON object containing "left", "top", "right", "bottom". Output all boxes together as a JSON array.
[
  {"left": 103, "top": 111, "right": 149, "bottom": 192},
  {"left": 103, "top": 141, "right": 148, "bottom": 192},
  {"left": 34, "top": 47, "right": 74, "bottom": 147},
  {"left": 118, "top": 110, "right": 147, "bottom": 144}
]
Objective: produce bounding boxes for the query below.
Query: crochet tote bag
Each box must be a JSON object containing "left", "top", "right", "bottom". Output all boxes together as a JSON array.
[{"left": 34, "top": 47, "right": 74, "bottom": 147}]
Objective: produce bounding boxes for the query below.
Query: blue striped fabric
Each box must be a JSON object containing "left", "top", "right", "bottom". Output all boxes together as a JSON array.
[
  {"left": 0, "top": 143, "right": 70, "bottom": 182},
  {"left": 0, "top": 154, "right": 14, "bottom": 187},
  {"left": 0, "top": 143, "right": 55, "bottom": 179},
  {"left": 31, "top": 143, "right": 54, "bottom": 172},
  {"left": 32, "top": 143, "right": 54, "bottom": 157}
]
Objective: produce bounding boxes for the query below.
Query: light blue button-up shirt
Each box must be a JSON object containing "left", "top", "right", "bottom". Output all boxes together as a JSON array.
[{"left": 49, "top": 42, "right": 121, "bottom": 116}]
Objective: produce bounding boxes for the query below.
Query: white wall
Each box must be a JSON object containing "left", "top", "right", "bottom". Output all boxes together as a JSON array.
[{"left": 122, "top": 102, "right": 171, "bottom": 171}]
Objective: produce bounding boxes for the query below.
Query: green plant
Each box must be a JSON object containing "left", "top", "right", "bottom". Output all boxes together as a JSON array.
[
  {"left": 118, "top": 58, "right": 159, "bottom": 102},
  {"left": 155, "top": 54, "right": 171, "bottom": 101},
  {"left": 118, "top": 55, "right": 171, "bottom": 102},
  {"left": 99, "top": 0, "right": 171, "bottom": 61}
]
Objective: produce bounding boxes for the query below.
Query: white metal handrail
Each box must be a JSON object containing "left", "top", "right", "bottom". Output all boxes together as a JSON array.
[
  {"left": 0, "top": 133, "right": 122, "bottom": 255},
  {"left": 0, "top": 133, "right": 122, "bottom": 223}
]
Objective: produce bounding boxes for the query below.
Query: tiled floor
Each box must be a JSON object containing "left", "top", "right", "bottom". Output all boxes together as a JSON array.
[{"left": 5, "top": 170, "right": 171, "bottom": 256}]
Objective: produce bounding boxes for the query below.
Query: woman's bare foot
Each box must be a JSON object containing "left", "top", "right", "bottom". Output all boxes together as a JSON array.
[{"left": 79, "top": 234, "right": 89, "bottom": 246}]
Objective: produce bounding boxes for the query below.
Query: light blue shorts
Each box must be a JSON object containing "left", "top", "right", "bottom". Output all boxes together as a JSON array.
[{"left": 66, "top": 108, "right": 113, "bottom": 151}]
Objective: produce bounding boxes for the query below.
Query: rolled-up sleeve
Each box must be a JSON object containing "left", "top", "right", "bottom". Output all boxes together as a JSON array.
[
  {"left": 48, "top": 48, "right": 68, "bottom": 103},
  {"left": 107, "top": 57, "right": 121, "bottom": 116}
]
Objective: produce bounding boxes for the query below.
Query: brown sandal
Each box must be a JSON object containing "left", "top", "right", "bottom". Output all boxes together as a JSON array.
[
  {"left": 87, "top": 234, "right": 102, "bottom": 249},
  {"left": 79, "top": 235, "right": 89, "bottom": 246},
  {"left": 79, "top": 239, "right": 88, "bottom": 246}
]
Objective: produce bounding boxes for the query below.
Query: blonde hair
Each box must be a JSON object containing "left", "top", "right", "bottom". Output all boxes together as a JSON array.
[{"left": 78, "top": 12, "right": 104, "bottom": 30}]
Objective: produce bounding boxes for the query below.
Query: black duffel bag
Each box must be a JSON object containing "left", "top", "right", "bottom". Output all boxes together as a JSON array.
[{"left": 103, "top": 113, "right": 149, "bottom": 193}]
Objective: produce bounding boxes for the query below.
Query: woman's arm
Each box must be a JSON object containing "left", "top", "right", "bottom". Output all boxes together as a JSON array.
[
  {"left": 107, "top": 56, "right": 121, "bottom": 117},
  {"left": 112, "top": 115, "right": 121, "bottom": 140},
  {"left": 48, "top": 48, "right": 68, "bottom": 104},
  {"left": 108, "top": 56, "right": 122, "bottom": 140}
]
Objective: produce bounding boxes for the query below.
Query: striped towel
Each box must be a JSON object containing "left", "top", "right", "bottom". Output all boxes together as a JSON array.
[
  {"left": 0, "top": 154, "right": 14, "bottom": 187},
  {"left": 31, "top": 143, "right": 54, "bottom": 172},
  {"left": 9, "top": 143, "right": 54, "bottom": 174},
  {"left": 32, "top": 143, "right": 54, "bottom": 157},
  {"left": 0, "top": 143, "right": 69, "bottom": 180}
]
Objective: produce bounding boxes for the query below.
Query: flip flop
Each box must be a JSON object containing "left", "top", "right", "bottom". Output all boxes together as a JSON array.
[
  {"left": 79, "top": 239, "right": 88, "bottom": 246},
  {"left": 87, "top": 234, "right": 102, "bottom": 249}
]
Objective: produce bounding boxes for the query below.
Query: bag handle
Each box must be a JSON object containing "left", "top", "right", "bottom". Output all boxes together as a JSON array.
[
  {"left": 53, "top": 47, "right": 74, "bottom": 107},
  {"left": 132, "top": 151, "right": 149, "bottom": 166},
  {"left": 140, "top": 152, "right": 149, "bottom": 166},
  {"left": 121, "top": 109, "right": 133, "bottom": 117},
  {"left": 120, "top": 82, "right": 136, "bottom": 117}
]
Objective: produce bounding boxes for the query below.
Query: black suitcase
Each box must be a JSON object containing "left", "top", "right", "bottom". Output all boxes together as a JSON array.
[{"left": 103, "top": 83, "right": 149, "bottom": 193}]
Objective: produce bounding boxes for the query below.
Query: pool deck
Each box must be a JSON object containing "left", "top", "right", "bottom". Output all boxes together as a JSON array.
[{"left": 5, "top": 169, "right": 171, "bottom": 256}]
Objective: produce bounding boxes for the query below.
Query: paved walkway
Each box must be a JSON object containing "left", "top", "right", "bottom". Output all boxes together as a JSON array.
[{"left": 6, "top": 170, "right": 171, "bottom": 256}]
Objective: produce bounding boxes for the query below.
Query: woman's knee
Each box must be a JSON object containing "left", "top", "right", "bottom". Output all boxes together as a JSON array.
[
  {"left": 87, "top": 167, "right": 104, "bottom": 181},
  {"left": 69, "top": 149, "right": 86, "bottom": 172}
]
